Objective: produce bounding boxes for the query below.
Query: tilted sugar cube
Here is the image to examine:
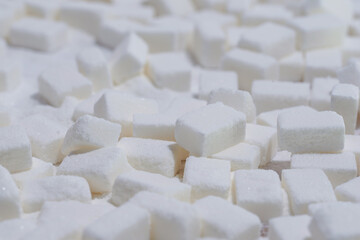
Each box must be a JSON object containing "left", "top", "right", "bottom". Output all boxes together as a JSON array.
[
  {"left": 241, "top": 4, "right": 293, "bottom": 26},
  {"left": 39, "top": 64, "right": 92, "bottom": 107},
  {"left": 111, "top": 170, "right": 191, "bottom": 205},
  {"left": 58, "top": 147, "right": 132, "bottom": 193},
  {"left": 175, "top": 103, "right": 246, "bottom": 157},
  {"left": 61, "top": 115, "right": 122, "bottom": 156},
  {"left": 221, "top": 48, "right": 278, "bottom": 91},
  {"left": 238, "top": 22, "right": 296, "bottom": 60},
  {"left": 251, "top": 80, "right": 310, "bottom": 114},
  {"left": 0, "top": 165, "right": 21, "bottom": 221},
  {"left": 310, "top": 77, "right": 339, "bottom": 111},
  {"left": 22, "top": 175, "right": 91, "bottom": 212},
  {"left": 277, "top": 109, "right": 345, "bottom": 153},
  {"left": 331, "top": 83, "right": 359, "bottom": 134},
  {"left": 194, "top": 196, "right": 261, "bottom": 240},
  {"left": 94, "top": 90, "right": 158, "bottom": 137},
  {"left": 0, "top": 125, "right": 32, "bottom": 173},
  {"left": 335, "top": 177, "right": 360, "bottom": 202},
  {"left": 0, "top": 58, "right": 22, "bottom": 92},
  {"left": 129, "top": 191, "right": 201, "bottom": 240},
  {"left": 147, "top": 52, "right": 192, "bottom": 92},
  {"left": 0, "top": 218, "right": 36, "bottom": 240},
  {"left": 337, "top": 62, "right": 360, "bottom": 88},
  {"left": 183, "top": 156, "right": 231, "bottom": 201},
  {"left": 234, "top": 169, "right": 283, "bottom": 222},
  {"left": 118, "top": 137, "right": 188, "bottom": 177},
  {"left": 268, "top": 215, "right": 311, "bottom": 240},
  {"left": 83, "top": 203, "right": 150, "bottom": 240},
  {"left": 149, "top": 0, "right": 194, "bottom": 17},
  {"left": 282, "top": 169, "right": 336, "bottom": 215},
  {"left": 9, "top": 18, "right": 67, "bottom": 52},
  {"left": 208, "top": 88, "right": 256, "bottom": 123},
  {"left": 291, "top": 152, "right": 357, "bottom": 188},
  {"left": 279, "top": 52, "right": 304, "bottom": 82}
]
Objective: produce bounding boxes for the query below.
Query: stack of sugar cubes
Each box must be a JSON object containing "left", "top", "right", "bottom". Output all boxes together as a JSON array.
[{"left": 0, "top": 0, "right": 360, "bottom": 239}]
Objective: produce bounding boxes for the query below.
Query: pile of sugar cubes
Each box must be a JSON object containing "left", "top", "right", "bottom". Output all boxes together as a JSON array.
[{"left": 1, "top": 0, "right": 360, "bottom": 239}]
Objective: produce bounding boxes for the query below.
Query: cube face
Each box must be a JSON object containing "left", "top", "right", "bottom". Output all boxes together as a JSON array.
[
  {"left": 0, "top": 166, "right": 21, "bottom": 221},
  {"left": 310, "top": 77, "right": 339, "bottom": 111},
  {"left": 279, "top": 52, "right": 304, "bottom": 82},
  {"left": 268, "top": 215, "right": 311, "bottom": 240},
  {"left": 335, "top": 177, "right": 360, "bottom": 202}
]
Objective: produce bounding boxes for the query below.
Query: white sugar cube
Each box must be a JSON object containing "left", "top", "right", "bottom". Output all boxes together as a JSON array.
[
  {"left": 0, "top": 218, "right": 36, "bottom": 240},
  {"left": 234, "top": 169, "right": 283, "bottom": 222},
  {"left": 129, "top": 191, "right": 200, "bottom": 240},
  {"left": 291, "top": 152, "right": 357, "bottom": 187},
  {"left": 342, "top": 37, "right": 360, "bottom": 64},
  {"left": 238, "top": 22, "right": 296, "bottom": 59},
  {"left": 135, "top": 26, "right": 178, "bottom": 53},
  {"left": 183, "top": 156, "right": 231, "bottom": 201},
  {"left": 0, "top": 126, "right": 32, "bottom": 173},
  {"left": 289, "top": 14, "right": 346, "bottom": 51},
  {"left": 268, "top": 215, "right": 311, "bottom": 240},
  {"left": 208, "top": 89, "right": 256, "bottom": 123},
  {"left": 94, "top": 90, "right": 158, "bottom": 137},
  {"left": 194, "top": 0, "right": 226, "bottom": 11},
  {"left": 22, "top": 175, "right": 91, "bottom": 212},
  {"left": 282, "top": 169, "right": 336, "bottom": 214},
  {"left": 61, "top": 115, "right": 122, "bottom": 156},
  {"left": 337, "top": 62, "right": 360, "bottom": 88},
  {"left": 111, "top": 33, "right": 148, "bottom": 85},
  {"left": 344, "top": 135, "right": 360, "bottom": 173},
  {"left": 147, "top": 52, "right": 192, "bottom": 92},
  {"left": 175, "top": 103, "right": 246, "bottom": 157},
  {"left": 221, "top": 48, "right": 278, "bottom": 91},
  {"left": 58, "top": 147, "right": 132, "bottom": 193},
  {"left": 277, "top": 109, "right": 345, "bottom": 153},
  {"left": 76, "top": 47, "right": 112, "bottom": 92},
  {"left": 331, "top": 83, "right": 359, "bottom": 134},
  {"left": 310, "top": 77, "right": 339, "bottom": 111},
  {"left": 190, "top": 10, "right": 237, "bottom": 29},
  {"left": 39, "top": 64, "right": 92, "bottom": 107},
  {"left": 242, "top": 4, "right": 293, "bottom": 26},
  {"left": 335, "top": 177, "right": 360, "bottom": 202},
  {"left": 83, "top": 203, "right": 150, "bottom": 240},
  {"left": 0, "top": 58, "right": 22, "bottom": 92},
  {"left": 149, "top": 0, "right": 194, "bottom": 17},
  {"left": 111, "top": 170, "right": 191, "bottom": 205},
  {"left": 25, "top": 0, "right": 60, "bottom": 19},
  {"left": 252, "top": 80, "right": 310, "bottom": 114},
  {"left": 193, "top": 21, "right": 226, "bottom": 68},
  {"left": 118, "top": 137, "right": 188, "bottom": 177},
  {"left": 72, "top": 91, "right": 104, "bottom": 121},
  {"left": 9, "top": 18, "right": 67, "bottom": 52},
  {"left": 211, "top": 142, "right": 261, "bottom": 171},
  {"left": 194, "top": 196, "right": 261, "bottom": 240},
  {"left": 279, "top": 52, "right": 304, "bottom": 82},
  {"left": 0, "top": 166, "right": 21, "bottom": 221},
  {"left": 302, "top": 0, "right": 353, "bottom": 23}
]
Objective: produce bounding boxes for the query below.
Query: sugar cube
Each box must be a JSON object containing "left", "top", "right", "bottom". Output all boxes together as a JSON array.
[
  {"left": 25, "top": 0, "right": 60, "bottom": 19},
  {"left": 335, "top": 177, "right": 360, "bottom": 202},
  {"left": 310, "top": 77, "right": 339, "bottom": 111},
  {"left": 0, "top": 58, "right": 22, "bottom": 92},
  {"left": 279, "top": 52, "right": 304, "bottom": 82},
  {"left": 149, "top": 0, "right": 194, "bottom": 17},
  {"left": 342, "top": 37, "right": 360, "bottom": 64},
  {"left": 0, "top": 165, "right": 21, "bottom": 221},
  {"left": 72, "top": 91, "right": 105, "bottom": 121},
  {"left": 344, "top": 135, "right": 360, "bottom": 173},
  {"left": 0, "top": 218, "right": 36, "bottom": 240},
  {"left": 268, "top": 215, "right": 311, "bottom": 240},
  {"left": 241, "top": 4, "right": 293, "bottom": 26},
  {"left": 337, "top": 61, "right": 360, "bottom": 88}
]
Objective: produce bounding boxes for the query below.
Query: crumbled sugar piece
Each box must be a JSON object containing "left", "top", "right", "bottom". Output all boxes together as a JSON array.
[
  {"left": 94, "top": 90, "right": 158, "bottom": 137},
  {"left": 194, "top": 196, "right": 261, "bottom": 240},
  {"left": 25, "top": 0, "right": 61, "bottom": 19},
  {"left": 344, "top": 135, "right": 360, "bottom": 172},
  {"left": 291, "top": 152, "right": 357, "bottom": 187},
  {"left": 118, "top": 137, "right": 188, "bottom": 177},
  {"left": 9, "top": 18, "right": 67, "bottom": 52},
  {"left": 337, "top": 62, "right": 360, "bottom": 88},
  {"left": 129, "top": 191, "right": 201, "bottom": 240},
  {"left": 289, "top": 14, "right": 347, "bottom": 51},
  {"left": 241, "top": 4, "right": 293, "bottom": 26},
  {"left": 238, "top": 22, "right": 296, "bottom": 59},
  {"left": 211, "top": 142, "right": 261, "bottom": 171},
  {"left": 198, "top": 70, "right": 238, "bottom": 100},
  {"left": 111, "top": 170, "right": 191, "bottom": 205},
  {"left": 268, "top": 215, "right": 311, "bottom": 240},
  {"left": 277, "top": 109, "right": 345, "bottom": 153},
  {"left": 111, "top": 33, "right": 148, "bottom": 85},
  {"left": 331, "top": 83, "right": 359, "bottom": 134},
  {"left": 193, "top": 21, "right": 226, "bottom": 68},
  {"left": 61, "top": 115, "right": 122, "bottom": 156},
  {"left": 58, "top": 147, "right": 132, "bottom": 193},
  {"left": 0, "top": 218, "right": 36, "bottom": 240},
  {"left": 76, "top": 46, "right": 112, "bottom": 92},
  {"left": 0, "top": 125, "right": 32, "bottom": 173},
  {"left": 335, "top": 177, "right": 360, "bottom": 202},
  {"left": 39, "top": 63, "right": 92, "bottom": 107},
  {"left": 309, "top": 202, "right": 360, "bottom": 240},
  {"left": 0, "top": 58, "right": 22, "bottom": 92},
  {"left": 342, "top": 37, "right": 360, "bottom": 64},
  {"left": 304, "top": 48, "right": 342, "bottom": 83},
  {"left": 279, "top": 52, "right": 304, "bottom": 82},
  {"left": 72, "top": 90, "right": 105, "bottom": 121},
  {"left": 245, "top": 123, "right": 277, "bottom": 166},
  {"left": 149, "top": 0, "right": 194, "bottom": 17},
  {"left": 251, "top": 80, "right": 310, "bottom": 114},
  {"left": 234, "top": 169, "right": 283, "bottom": 222},
  {"left": 21, "top": 175, "right": 92, "bottom": 212},
  {"left": 221, "top": 48, "right": 278, "bottom": 91},
  {"left": 175, "top": 103, "right": 246, "bottom": 157},
  {"left": 183, "top": 156, "right": 230, "bottom": 201},
  {"left": 12, "top": 157, "right": 55, "bottom": 189},
  {"left": 282, "top": 169, "right": 336, "bottom": 215},
  {"left": 310, "top": 77, "right": 339, "bottom": 111},
  {"left": 146, "top": 52, "right": 192, "bottom": 92},
  {"left": 83, "top": 203, "right": 150, "bottom": 240},
  {"left": 0, "top": 165, "right": 21, "bottom": 221}
]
